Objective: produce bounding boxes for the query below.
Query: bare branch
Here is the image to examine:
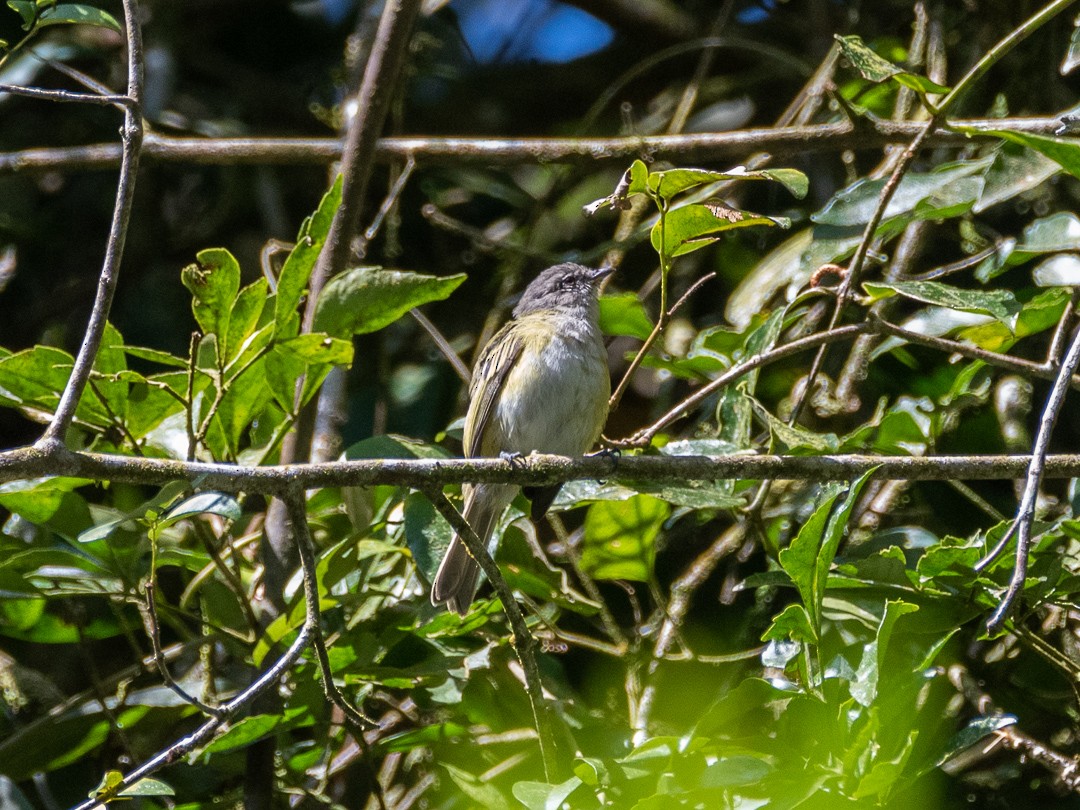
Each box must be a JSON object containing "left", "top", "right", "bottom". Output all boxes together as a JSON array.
[
  {"left": 9, "top": 443, "right": 1080, "bottom": 492},
  {"left": 35, "top": 0, "right": 145, "bottom": 449},
  {"left": 421, "top": 486, "right": 561, "bottom": 780},
  {"left": 283, "top": 485, "right": 374, "bottom": 729},
  {"left": 0, "top": 117, "right": 1064, "bottom": 175},
  {"left": 982, "top": 321, "right": 1080, "bottom": 633}
]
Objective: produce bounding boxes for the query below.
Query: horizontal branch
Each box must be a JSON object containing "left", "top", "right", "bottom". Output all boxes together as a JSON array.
[
  {"left": 0, "top": 116, "right": 1061, "bottom": 174},
  {"left": 4, "top": 444, "right": 1080, "bottom": 494}
]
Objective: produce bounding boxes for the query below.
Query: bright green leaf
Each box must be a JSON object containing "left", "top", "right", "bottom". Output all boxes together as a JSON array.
[
  {"left": 580, "top": 494, "right": 669, "bottom": 581},
  {"left": 598, "top": 293, "right": 654, "bottom": 341},
  {"left": 182, "top": 248, "right": 241, "bottom": 348},
  {"left": 312, "top": 267, "right": 466, "bottom": 338}
]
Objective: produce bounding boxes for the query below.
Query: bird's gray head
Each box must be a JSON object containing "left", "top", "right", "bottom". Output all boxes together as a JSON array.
[{"left": 513, "top": 262, "right": 614, "bottom": 318}]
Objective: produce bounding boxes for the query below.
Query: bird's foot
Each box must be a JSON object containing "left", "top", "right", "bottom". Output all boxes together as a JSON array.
[{"left": 500, "top": 450, "right": 527, "bottom": 470}]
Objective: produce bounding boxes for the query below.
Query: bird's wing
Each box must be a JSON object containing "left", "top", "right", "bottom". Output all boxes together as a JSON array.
[{"left": 464, "top": 322, "right": 523, "bottom": 458}]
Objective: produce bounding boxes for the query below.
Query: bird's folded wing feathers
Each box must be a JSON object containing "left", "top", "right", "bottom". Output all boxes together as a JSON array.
[{"left": 464, "top": 322, "right": 523, "bottom": 458}]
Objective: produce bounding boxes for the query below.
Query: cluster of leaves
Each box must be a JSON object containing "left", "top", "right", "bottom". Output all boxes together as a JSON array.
[{"left": 8, "top": 2, "right": 1080, "bottom": 810}]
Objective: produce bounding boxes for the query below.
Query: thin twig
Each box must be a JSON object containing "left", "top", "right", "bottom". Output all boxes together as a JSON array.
[
  {"left": 982, "top": 322, "right": 1080, "bottom": 633},
  {"left": 420, "top": 486, "right": 561, "bottom": 780},
  {"left": 0, "top": 83, "right": 133, "bottom": 108},
  {"left": 626, "top": 322, "right": 871, "bottom": 445},
  {"left": 946, "top": 663, "right": 1080, "bottom": 791},
  {"left": 282, "top": 485, "right": 374, "bottom": 729},
  {"left": 411, "top": 308, "right": 471, "bottom": 383},
  {"left": 35, "top": 0, "right": 144, "bottom": 449},
  {"left": 70, "top": 621, "right": 316, "bottom": 810},
  {"left": 140, "top": 580, "right": 224, "bottom": 717}
]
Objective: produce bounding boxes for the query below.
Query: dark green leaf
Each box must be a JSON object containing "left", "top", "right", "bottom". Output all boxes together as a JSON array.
[
  {"left": 312, "top": 267, "right": 466, "bottom": 338},
  {"left": 849, "top": 600, "right": 919, "bottom": 707},
  {"left": 35, "top": 4, "right": 121, "bottom": 32},
  {"left": 835, "top": 34, "right": 950, "bottom": 95},
  {"left": 973, "top": 129, "right": 1080, "bottom": 180},
  {"left": 864, "top": 280, "right": 1022, "bottom": 328}
]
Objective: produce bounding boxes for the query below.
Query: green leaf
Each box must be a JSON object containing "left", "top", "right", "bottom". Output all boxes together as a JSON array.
[
  {"left": 223, "top": 277, "right": 270, "bottom": 365},
  {"left": 778, "top": 470, "right": 876, "bottom": 631},
  {"left": 971, "top": 128, "right": 1080, "bottom": 180},
  {"left": 512, "top": 776, "right": 583, "bottom": 810},
  {"left": 443, "top": 764, "right": 514, "bottom": 810},
  {"left": 35, "top": 3, "right": 121, "bottom": 32},
  {"left": 580, "top": 495, "right": 669, "bottom": 581},
  {"left": 849, "top": 600, "right": 919, "bottom": 707},
  {"left": 273, "top": 333, "right": 354, "bottom": 365},
  {"left": 7, "top": 1, "right": 35, "bottom": 28},
  {"left": 275, "top": 175, "right": 343, "bottom": 337},
  {"left": 648, "top": 165, "right": 808, "bottom": 201},
  {"left": 835, "top": 34, "right": 950, "bottom": 96},
  {"left": 864, "top": 280, "right": 1022, "bottom": 328},
  {"left": 312, "top": 267, "right": 466, "bottom": 338},
  {"left": 753, "top": 398, "right": 840, "bottom": 454},
  {"left": 182, "top": 248, "right": 241, "bottom": 348},
  {"left": 0, "top": 477, "right": 90, "bottom": 523},
  {"left": 0, "top": 345, "right": 72, "bottom": 418},
  {"left": 598, "top": 292, "right": 654, "bottom": 340},
  {"left": 763, "top": 603, "right": 817, "bottom": 644},
  {"left": 155, "top": 491, "right": 241, "bottom": 531},
  {"left": 652, "top": 202, "right": 788, "bottom": 258},
  {"left": 813, "top": 158, "right": 991, "bottom": 227},
  {"left": 120, "top": 345, "right": 188, "bottom": 368}
]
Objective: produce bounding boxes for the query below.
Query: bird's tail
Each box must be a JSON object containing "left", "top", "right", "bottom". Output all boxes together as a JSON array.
[{"left": 430, "top": 484, "right": 514, "bottom": 614}]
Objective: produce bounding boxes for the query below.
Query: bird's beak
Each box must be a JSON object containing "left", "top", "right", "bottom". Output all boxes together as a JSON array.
[{"left": 590, "top": 265, "right": 616, "bottom": 283}]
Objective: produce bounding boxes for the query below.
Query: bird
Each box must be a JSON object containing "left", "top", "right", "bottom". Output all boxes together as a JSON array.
[{"left": 431, "top": 262, "right": 613, "bottom": 614}]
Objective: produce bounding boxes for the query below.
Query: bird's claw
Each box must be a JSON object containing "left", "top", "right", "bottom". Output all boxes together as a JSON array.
[{"left": 500, "top": 450, "right": 526, "bottom": 470}]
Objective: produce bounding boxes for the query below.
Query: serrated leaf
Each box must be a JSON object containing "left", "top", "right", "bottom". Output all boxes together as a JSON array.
[
  {"left": 313, "top": 267, "right": 466, "bottom": 338},
  {"left": 778, "top": 470, "right": 875, "bottom": 632},
  {"left": 182, "top": 248, "right": 241, "bottom": 348}
]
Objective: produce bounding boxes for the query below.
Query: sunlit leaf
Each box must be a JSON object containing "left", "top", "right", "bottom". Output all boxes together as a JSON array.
[
  {"left": 864, "top": 280, "right": 1022, "bottom": 328},
  {"left": 275, "top": 175, "right": 343, "bottom": 337},
  {"left": 599, "top": 292, "right": 654, "bottom": 340},
  {"left": 312, "top": 267, "right": 466, "bottom": 338},
  {"left": 35, "top": 4, "right": 121, "bottom": 32},
  {"left": 182, "top": 248, "right": 241, "bottom": 348},
  {"left": 581, "top": 495, "right": 669, "bottom": 581},
  {"left": 835, "top": 34, "right": 950, "bottom": 97}
]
